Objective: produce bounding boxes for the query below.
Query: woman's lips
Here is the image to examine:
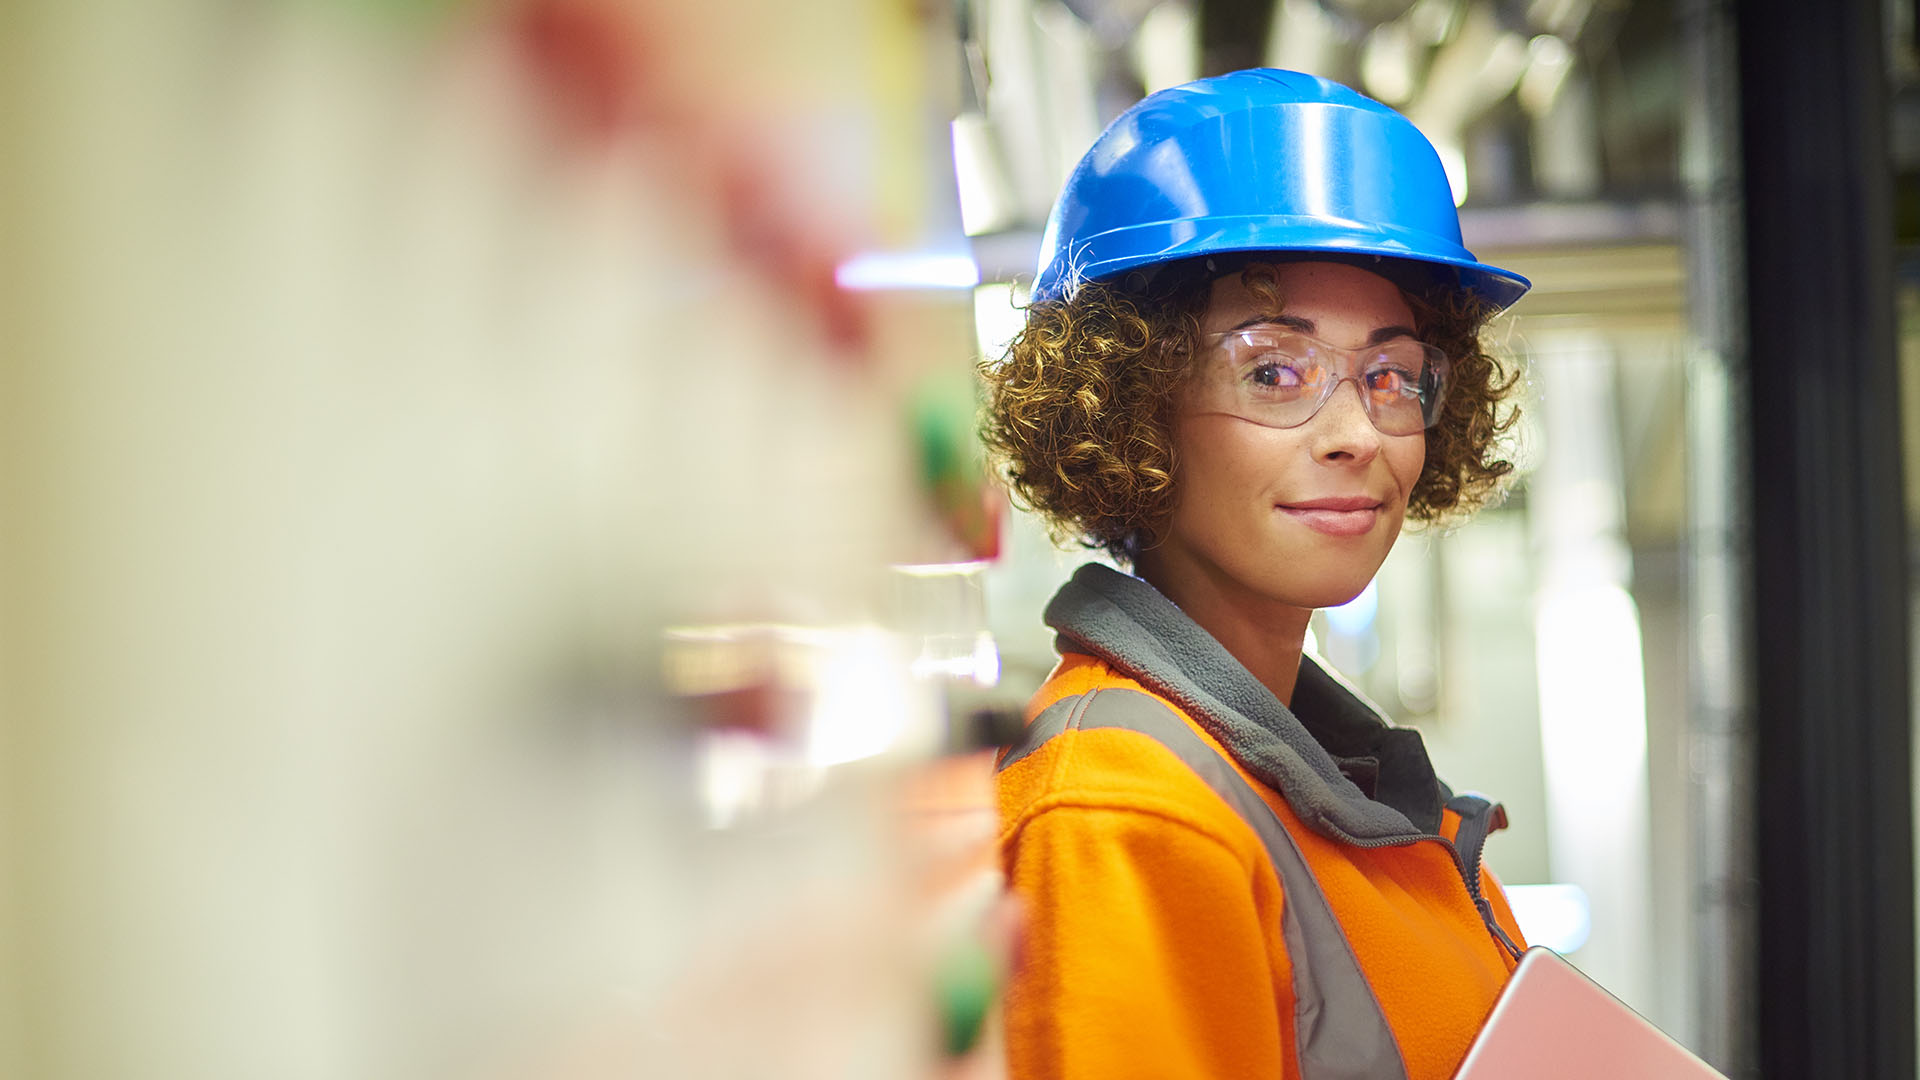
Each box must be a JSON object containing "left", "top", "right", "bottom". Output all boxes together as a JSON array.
[{"left": 1277, "top": 498, "right": 1382, "bottom": 537}]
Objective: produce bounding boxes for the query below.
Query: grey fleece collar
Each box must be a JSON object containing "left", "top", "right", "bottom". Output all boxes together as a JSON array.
[{"left": 1044, "top": 563, "right": 1440, "bottom": 843}]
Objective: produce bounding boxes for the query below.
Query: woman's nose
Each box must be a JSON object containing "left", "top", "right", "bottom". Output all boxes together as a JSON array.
[{"left": 1309, "top": 379, "right": 1384, "bottom": 464}]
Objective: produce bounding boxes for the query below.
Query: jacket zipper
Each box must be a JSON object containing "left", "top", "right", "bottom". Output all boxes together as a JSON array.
[{"left": 1336, "top": 797, "right": 1525, "bottom": 963}]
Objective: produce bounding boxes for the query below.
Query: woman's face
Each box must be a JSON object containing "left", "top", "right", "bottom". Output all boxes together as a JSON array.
[{"left": 1148, "top": 260, "right": 1427, "bottom": 610}]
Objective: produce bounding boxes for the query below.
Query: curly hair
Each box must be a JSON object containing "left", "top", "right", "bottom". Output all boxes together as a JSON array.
[{"left": 979, "top": 259, "right": 1521, "bottom": 563}]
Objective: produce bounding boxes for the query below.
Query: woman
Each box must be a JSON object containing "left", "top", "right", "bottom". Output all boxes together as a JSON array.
[{"left": 981, "top": 70, "right": 1532, "bottom": 1080}]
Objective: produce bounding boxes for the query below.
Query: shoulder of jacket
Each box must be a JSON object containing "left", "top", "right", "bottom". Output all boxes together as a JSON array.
[
  {"left": 1004, "top": 787, "right": 1265, "bottom": 874},
  {"left": 1026, "top": 652, "right": 1136, "bottom": 714},
  {"left": 998, "top": 684, "right": 1264, "bottom": 861}
]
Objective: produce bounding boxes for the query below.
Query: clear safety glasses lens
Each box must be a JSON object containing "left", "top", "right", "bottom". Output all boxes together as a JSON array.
[{"left": 1194, "top": 329, "right": 1450, "bottom": 436}]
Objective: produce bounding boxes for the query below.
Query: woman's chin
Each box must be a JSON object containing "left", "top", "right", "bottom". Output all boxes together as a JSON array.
[
  {"left": 1303, "top": 586, "right": 1374, "bottom": 611},
  {"left": 1243, "top": 574, "right": 1377, "bottom": 613},
  {"left": 1244, "top": 554, "right": 1388, "bottom": 612}
]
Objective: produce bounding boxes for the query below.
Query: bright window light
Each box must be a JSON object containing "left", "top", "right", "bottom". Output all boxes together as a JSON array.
[
  {"left": 1436, "top": 141, "right": 1469, "bottom": 206},
  {"left": 973, "top": 282, "right": 1026, "bottom": 364},
  {"left": 1505, "top": 882, "right": 1593, "bottom": 954},
  {"left": 835, "top": 252, "right": 980, "bottom": 291},
  {"left": 807, "top": 627, "right": 915, "bottom": 766},
  {"left": 1325, "top": 579, "right": 1379, "bottom": 636}
]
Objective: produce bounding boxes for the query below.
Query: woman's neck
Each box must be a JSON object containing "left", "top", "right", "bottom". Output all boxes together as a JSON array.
[{"left": 1131, "top": 551, "right": 1314, "bottom": 707}]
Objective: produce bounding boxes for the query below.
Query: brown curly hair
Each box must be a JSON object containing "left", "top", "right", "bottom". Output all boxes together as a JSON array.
[{"left": 979, "top": 258, "right": 1521, "bottom": 563}]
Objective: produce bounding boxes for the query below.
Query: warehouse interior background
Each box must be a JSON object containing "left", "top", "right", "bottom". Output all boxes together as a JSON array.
[{"left": 0, "top": 0, "right": 1916, "bottom": 1077}]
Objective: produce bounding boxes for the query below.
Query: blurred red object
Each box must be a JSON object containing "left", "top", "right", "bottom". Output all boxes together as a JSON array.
[
  {"left": 508, "top": 0, "right": 872, "bottom": 355},
  {"left": 512, "top": 0, "right": 639, "bottom": 138}
]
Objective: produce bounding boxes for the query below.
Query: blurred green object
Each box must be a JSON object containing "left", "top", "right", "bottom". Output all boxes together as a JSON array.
[
  {"left": 933, "top": 935, "right": 998, "bottom": 1058},
  {"left": 911, "top": 369, "right": 1002, "bottom": 560},
  {"left": 911, "top": 369, "right": 979, "bottom": 487}
]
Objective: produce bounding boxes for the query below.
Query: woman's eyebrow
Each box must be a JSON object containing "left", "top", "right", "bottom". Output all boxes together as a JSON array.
[
  {"left": 1223, "top": 313, "right": 1420, "bottom": 344},
  {"left": 1366, "top": 324, "right": 1420, "bottom": 344}
]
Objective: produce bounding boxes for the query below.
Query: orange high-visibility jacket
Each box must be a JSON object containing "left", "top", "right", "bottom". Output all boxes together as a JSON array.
[{"left": 997, "top": 564, "right": 1528, "bottom": 1080}]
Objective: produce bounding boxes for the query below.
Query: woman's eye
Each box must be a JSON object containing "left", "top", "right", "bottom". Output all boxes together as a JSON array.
[
  {"left": 1365, "top": 366, "right": 1417, "bottom": 396},
  {"left": 1249, "top": 361, "right": 1305, "bottom": 389}
]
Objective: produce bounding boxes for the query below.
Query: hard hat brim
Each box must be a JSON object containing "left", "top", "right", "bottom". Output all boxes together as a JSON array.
[{"left": 1033, "top": 216, "right": 1531, "bottom": 312}]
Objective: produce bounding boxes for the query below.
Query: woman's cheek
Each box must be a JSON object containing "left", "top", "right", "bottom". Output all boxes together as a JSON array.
[{"left": 1393, "top": 435, "right": 1427, "bottom": 498}]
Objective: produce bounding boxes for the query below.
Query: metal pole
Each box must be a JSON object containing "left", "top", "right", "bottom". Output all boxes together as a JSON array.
[
  {"left": 1678, "top": 2, "right": 1758, "bottom": 1073},
  {"left": 1738, "top": 0, "right": 1914, "bottom": 1076}
]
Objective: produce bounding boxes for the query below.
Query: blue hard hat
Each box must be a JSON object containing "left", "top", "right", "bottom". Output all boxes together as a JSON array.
[{"left": 1031, "top": 68, "right": 1529, "bottom": 309}]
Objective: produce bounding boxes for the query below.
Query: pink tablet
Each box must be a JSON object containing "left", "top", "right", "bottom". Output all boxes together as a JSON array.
[{"left": 1453, "top": 948, "right": 1728, "bottom": 1079}]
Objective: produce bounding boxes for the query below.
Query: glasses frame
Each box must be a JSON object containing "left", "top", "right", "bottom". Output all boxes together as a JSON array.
[{"left": 1195, "top": 324, "right": 1452, "bottom": 436}]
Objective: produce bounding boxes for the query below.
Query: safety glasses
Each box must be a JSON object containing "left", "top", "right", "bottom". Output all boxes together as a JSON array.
[{"left": 1190, "top": 326, "right": 1450, "bottom": 436}]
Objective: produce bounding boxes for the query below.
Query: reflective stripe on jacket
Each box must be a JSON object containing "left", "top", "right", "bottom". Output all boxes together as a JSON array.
[{"left": 997, "top": 564, "right": 1528, "bottom": 1080}]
